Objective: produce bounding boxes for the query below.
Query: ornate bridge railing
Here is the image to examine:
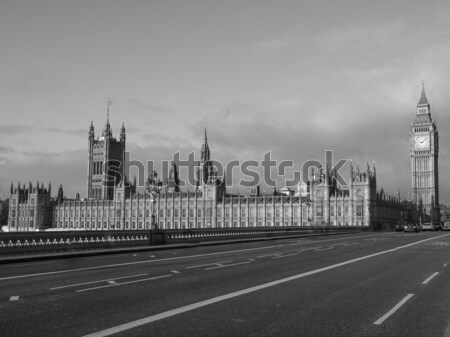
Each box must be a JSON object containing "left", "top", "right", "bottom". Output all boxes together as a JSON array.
[
  {"left": 0, "top": 230, "right": 151, "bottom": 256},
  {"left": 0, "top": 226, "right": 370, "bottom": 257},
  {"left": 163, "top": 226, "right": 369, "bottom": 243}
]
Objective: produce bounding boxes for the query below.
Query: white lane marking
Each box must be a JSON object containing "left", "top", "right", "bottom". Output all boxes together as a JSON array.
[
  {"left": 373, "top": 294, "right": 414, "bottom": 325},
  {"left": 107, "top": 280, "right": 116, "bottom": 285},
  {"left": 205, "top": 261, "right": 253, "bottom": 270},
  {"left": 0, "top": 233, "right": 420, "bottom": 282},
  {"left": 335, "top": 242, "right": 359, "bottom": 246},
  {"left": 314, "top": 246, "right": 335, "bottom": 252},
  {"left": 272, "top": 253, "right": 298, "bottom": 259},
  {"left": 297, "top": 247, "right": 321, "bottom": 253},
  {"left": 256, "top": 253, "right": 282, "bottom": 258},
  {"left": 186, "top": 261, "right": 233, "bottom": 269},
  {"left": 171, "top": 270, "right": 179, "bottom": 274},
  {"left": 82, "top": 236, "right": 443, "bottom": 337},
  {"left": 49, "top": 273, "right": 149, "bottom": 290},
  {"left": 77, "top": 275, "right": 172, "bottom": 293},
  {"left": 422, "top": 272, "right": 439, "bottom": 285},
  {"left": 9, "top": 296, "right": 19, "bottom": 301}
]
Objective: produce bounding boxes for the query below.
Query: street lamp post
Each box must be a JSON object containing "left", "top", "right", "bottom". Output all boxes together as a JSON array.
[
  {"left": 146, "top": 170, "right": 162, "bottom": 230},
  {"left": 301, "top": 196, "right": 311, "bottom": 226}
]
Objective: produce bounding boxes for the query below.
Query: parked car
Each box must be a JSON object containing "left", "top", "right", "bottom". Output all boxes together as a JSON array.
[
  {"left": 421, "top": 223, "right": 433, "bottom": 231},
  {"left": 404, "top": 225, "right": 421, "bottom": 233},
  {"left": 433, "top": 224, "right": 442, "bottom": 231},
  {"left": 394, "top": 224, "right": 404, "bottom": 232},
  {"left": 443, "top": 222, "right": 450, "bottom": 231}
]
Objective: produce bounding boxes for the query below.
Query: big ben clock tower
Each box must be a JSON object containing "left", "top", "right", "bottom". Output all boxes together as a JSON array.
[{"left": 410, "top": 84, "right": 439, "bottom": 223}]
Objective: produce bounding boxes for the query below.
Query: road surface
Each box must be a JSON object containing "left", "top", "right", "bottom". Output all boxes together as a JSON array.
[{"left": 0, "top": 231, "right": 449, "bottom": 337}]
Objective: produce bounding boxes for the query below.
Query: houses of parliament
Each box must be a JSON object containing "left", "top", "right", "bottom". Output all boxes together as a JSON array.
[{"left": 7, "top": 87, "right": 440, "bottom": 231}]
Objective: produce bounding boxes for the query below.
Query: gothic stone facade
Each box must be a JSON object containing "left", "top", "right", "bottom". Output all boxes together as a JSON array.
[
  {"left": 7, "top": 103, "right": 421, "bottom": 231},
  {"left": 7, "top": 182, "right": 52, "bottom": 231},
  {"left": 87, "top": 119, "right": 126, "bottom": 200}
]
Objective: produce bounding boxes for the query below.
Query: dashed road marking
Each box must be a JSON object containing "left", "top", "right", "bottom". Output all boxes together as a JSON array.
[
  {"left": 205, "top": 260, "right": 253, "bottom": 270},
  {"left": 256, "top": 253, "right": 282, "bottom": 258},
  {"left": 373, "top": 294, "right": 414, "bottom": 325},
  {"left": 171, "top": 270, "right": 180, "bottom": 274},
  {"left": 272, "top": 253, "right": 298, "bottom": 259},
  {"left": 297, "top": 247, "right": 321, "bottom": 253},
  {"left": 422, "top": 272, "right": 439, "bottom": 285},
  {"left": 107, "top": 280, "right": 116, "bottom": 285},
  {"left": 9, "top": 296, "right": 19, "bottom": 301},
  {"left": 77, "top": 275, "right": 172, "bottom": 293},
  {"left": 314, "top": 246, "right": 335, "bottom": 252},
  {"left": 186, "top": 261, "right": 233, "bottom": 269},
  {"left": 50, "top": 273, "right": 149, "bottom": 290}
]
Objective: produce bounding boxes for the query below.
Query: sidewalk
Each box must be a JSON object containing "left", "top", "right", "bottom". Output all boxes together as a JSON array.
[{"left": 0, "top": 231, "right": 358, "bottom": 264}]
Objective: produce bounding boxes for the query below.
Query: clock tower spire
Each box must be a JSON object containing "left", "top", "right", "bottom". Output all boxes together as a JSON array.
[{"left": 410, "top": 83, "right": 439, "bottom": 223}]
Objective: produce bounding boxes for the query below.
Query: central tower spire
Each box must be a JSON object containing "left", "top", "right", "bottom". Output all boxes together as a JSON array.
[{"left": 201, "top": 128, "right": 210, "bottom": 162}]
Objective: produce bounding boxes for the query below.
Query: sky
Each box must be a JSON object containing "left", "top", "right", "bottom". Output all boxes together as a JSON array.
[{"left": 0, "top": 0, "right": 449, "bottom": 204}]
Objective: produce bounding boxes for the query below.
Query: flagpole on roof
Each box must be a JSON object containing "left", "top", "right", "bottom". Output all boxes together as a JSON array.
[{"left": 107, "top": 98, "right": 112, "bottom": 123}]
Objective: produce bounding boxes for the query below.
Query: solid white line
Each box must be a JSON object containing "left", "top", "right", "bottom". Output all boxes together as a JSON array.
[
  {"left": 422, "top": 272, "right": 439, "bottom": 285},
  {"left": 205, "top": 261, "right": 253, "bottom": 270},
  {"left": 77, "top": 275, "right": 172, "bottom": 292},
  {"left": 186, "top": 261, "right": 233, "bottom": 269},
  {"left": 0, "top": 233, "right": 430, "bottom": 282},
  {"left": 9, "top": 296, "right": 19, "bottom": 301},
  {"left": 373, "top": 294, "right": 414, "bottom": 325},
  {"left": 82, "top": 235, "right": 444, "bottom": 337},
  {"left": 50, "top": 273, "right": 149, "bottom": 290}
]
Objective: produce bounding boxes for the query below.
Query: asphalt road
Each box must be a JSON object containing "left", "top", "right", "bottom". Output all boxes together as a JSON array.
[{"left": 0, "top": 231, "right": 449, "bottom": 337}]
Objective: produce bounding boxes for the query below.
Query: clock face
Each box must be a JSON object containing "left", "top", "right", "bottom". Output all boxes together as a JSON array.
[{"left": 415, "top": 135, "right": 430, "bottom": 150}]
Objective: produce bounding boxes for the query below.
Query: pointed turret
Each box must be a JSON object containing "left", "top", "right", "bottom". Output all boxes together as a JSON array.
[
  {"left": 57, "top": 184, "right": 64, "bottom": 203},
  {"left": 201, "top": 128, "right": 210, "bottom": 163},
  {"left": 417, "top": 82, "right": 430, "bottom": 115},
  {"left": 103, "top": 98, "right": 112, "bottom": 138},
  {"left": 89, "top": 121, "right": 95, "bottom": 139},
  {"left": 418, "top": 82, "right": 429, "bottom": 106}
]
